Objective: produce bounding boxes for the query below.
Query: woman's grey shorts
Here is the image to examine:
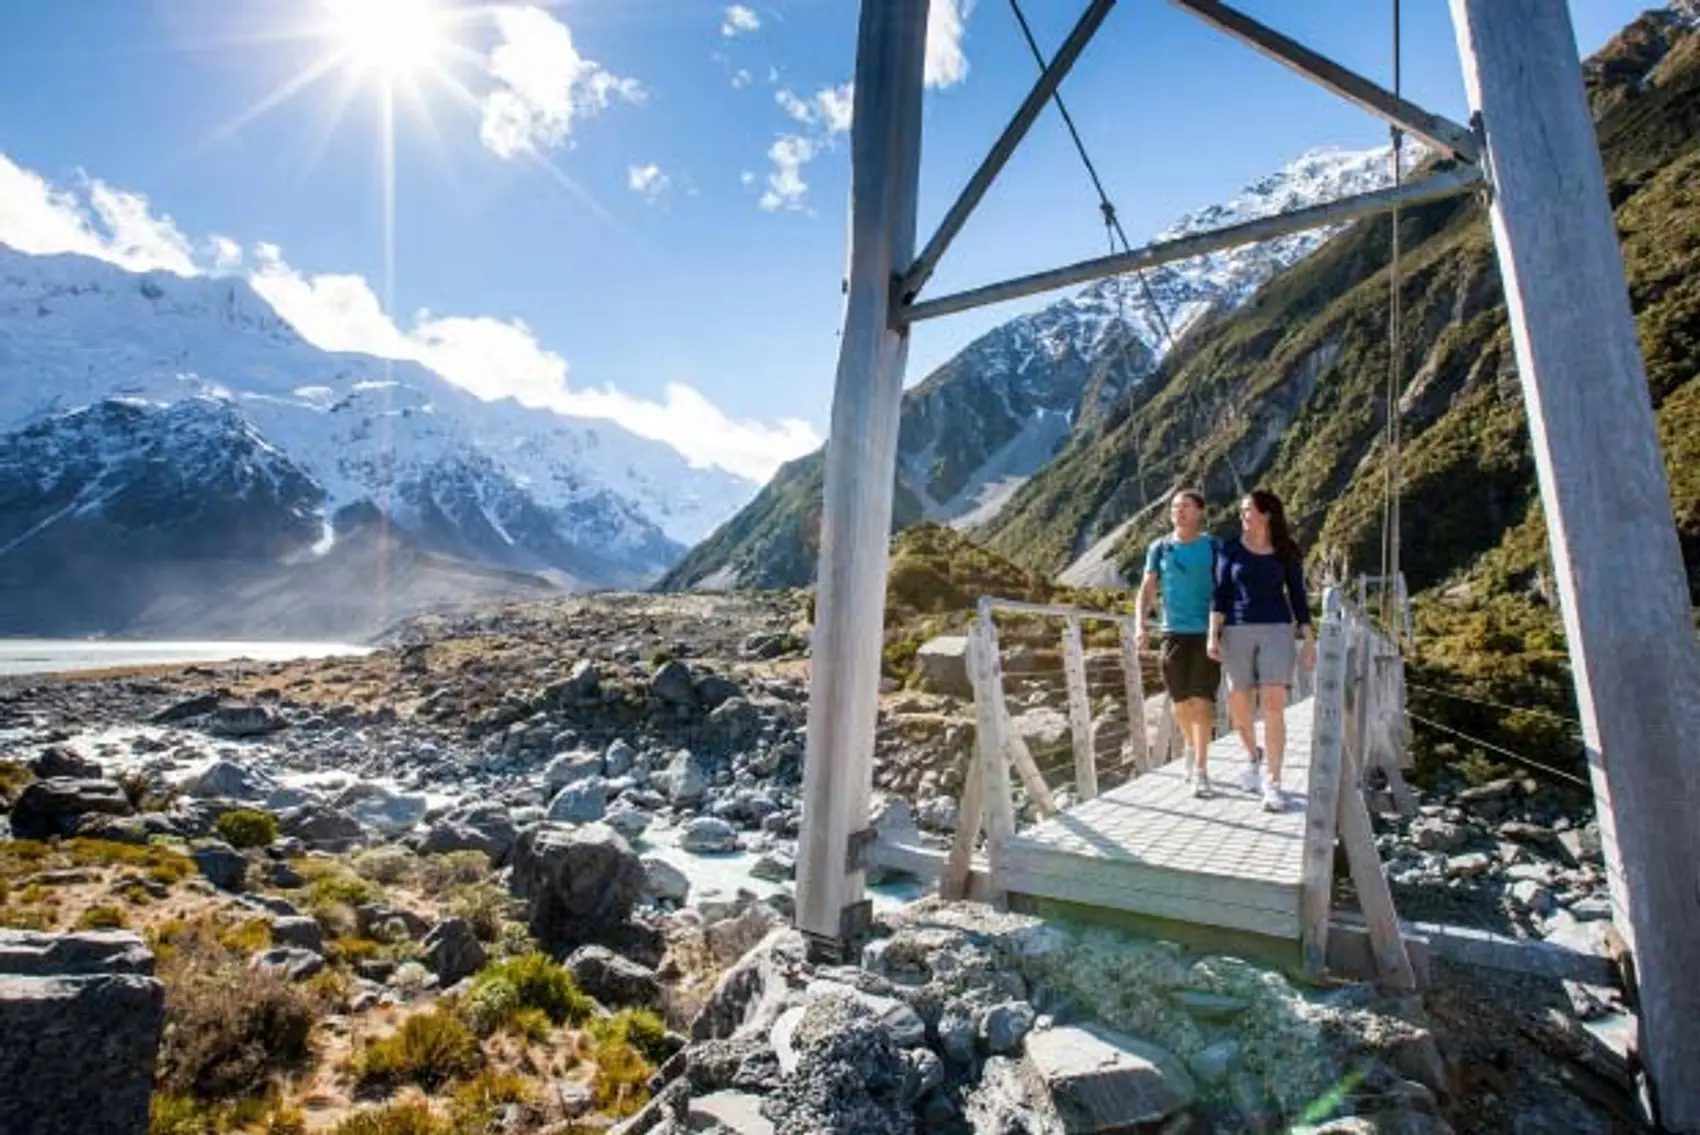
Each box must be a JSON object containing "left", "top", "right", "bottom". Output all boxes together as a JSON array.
[{"left": 1220, "top": 624, "right": 1297, "bottom": 690}]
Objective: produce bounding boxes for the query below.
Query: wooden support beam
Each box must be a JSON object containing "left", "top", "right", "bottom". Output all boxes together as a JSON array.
[
  {"left": 1118, "top": 623, "right": 1152, "bottom": 774},
  {"left": 1450, "top": 2, "right": 1700, "bottom": 1125},
  {"left": 942, "top": 746, "right": 985, "bottom": 901},
  {"left": 1169, "top": 0, "right": 1479, "bottom": 162},
  {"left": 900, "top": 0, "right": 1117, "bottom": 303},
  {"left": 1338, "top": 744, "right": 1418, "bottom": 993},
  {"left": 1299, "top": 589, "right": 1351, "bottom": 974},
  {"left": 794, "top": 0, "right": 930, "bottom": 953},
  {"left": 968, "top": 612, "right": 1017, "bottom": 896},
  {"left": 903, "top": 166, "right": 1483, "bottom": 323},
  {"left": 1061, "top": 616, "right": 1099, "bottom": 801}
]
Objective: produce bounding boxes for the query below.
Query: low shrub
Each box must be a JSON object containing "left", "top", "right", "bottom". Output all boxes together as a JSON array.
[
  {"left": 351, "top": 846, "right": 417, "bottom": 886},
  {"left": 215, "top": 810, "right": 279, "bottom": 850},
  {"left": 74, "top": 904, "right": 128, "bottom": 930},
  {"left": 589, "top": 1008, "right": 671, "bottom": 1064},
  {"left": 156, "top": 945, "right": 316, "bottom": 1100},
  {"left": 449, "top": 1069, "right": 535, "bottom": 1129},
  {"left": 460, "top": 954, "right": 593, "bottom": 1035},
  {"left": 446, "top": 884, "right": 511, "bottom": 942},
  {"left": 332, "top": 1101, "right": 449, "bottom": 1135},
  {"left": 419, "top": 851, "right": 490, "bottom": 894},
  {"left": 588, "top": 1038, "right": 652, "bottom": 1119},
  {"left": 0, "top": 759, "right": 32, "bottom": 805},
  {"left": 353, "top": 1010, "right": 483, "bottom": 1094}
]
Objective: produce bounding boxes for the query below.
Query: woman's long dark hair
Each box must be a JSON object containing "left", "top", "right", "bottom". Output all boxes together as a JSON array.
[{"left": 1250, "top": 488, "right": 1300, "bottom": 564}]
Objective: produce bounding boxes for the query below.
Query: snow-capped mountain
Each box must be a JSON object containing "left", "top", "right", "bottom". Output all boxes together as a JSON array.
[
  {"left": 663, "top": 143, "right": 1410, "bottom": 592},
  {"left": 0, "top": 244, "right": 757, "bottom": 612}
]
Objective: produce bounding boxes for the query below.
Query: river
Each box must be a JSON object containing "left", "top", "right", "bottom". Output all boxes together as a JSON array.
[{"left": 0, "top": 639, "right": 372, "bottom": 678}]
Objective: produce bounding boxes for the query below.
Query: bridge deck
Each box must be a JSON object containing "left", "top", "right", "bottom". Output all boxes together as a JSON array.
[{"left": 1000, "top": 700, "right": 1315, "bottom": 939}]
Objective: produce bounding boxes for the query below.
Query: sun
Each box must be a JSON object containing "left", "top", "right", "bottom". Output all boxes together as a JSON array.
[{"left": 321, "top": 0, "right": 449, "bottom": 80}]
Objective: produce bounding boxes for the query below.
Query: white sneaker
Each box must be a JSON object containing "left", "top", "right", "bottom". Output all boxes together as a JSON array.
[
  {"left": 1193, "top": 771, "right": 1212, "bottom": 798},
  {"left": 1261, "top": 780, "right": 1285, "bottom": 812},
  {"left": 1240, "top": 753, "right": 1264, "bottom": 794}
]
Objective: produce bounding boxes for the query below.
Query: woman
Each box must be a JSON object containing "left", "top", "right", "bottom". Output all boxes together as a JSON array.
[{"left": 1208, "top": 489, "right": 1316, "bottom": 811}]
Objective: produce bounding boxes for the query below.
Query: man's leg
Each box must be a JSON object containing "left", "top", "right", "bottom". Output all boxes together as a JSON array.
[{"left": 1184, "top": 696, "right": 1213, "bottom": 772}]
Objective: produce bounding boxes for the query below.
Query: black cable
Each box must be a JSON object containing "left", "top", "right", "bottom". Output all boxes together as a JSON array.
[{"left": 1405, "top": 710, "right": 1590, "bottom": 788}]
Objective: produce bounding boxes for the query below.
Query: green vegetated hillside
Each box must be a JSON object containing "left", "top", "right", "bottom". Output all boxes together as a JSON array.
[{"left": 978, "top": 9, "right": 1700, "bottom": 777}]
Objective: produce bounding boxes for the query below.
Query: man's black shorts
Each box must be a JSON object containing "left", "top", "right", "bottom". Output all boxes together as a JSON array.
[{"left": 1160, "top": 633, "right": 1220, "bottom": 702}]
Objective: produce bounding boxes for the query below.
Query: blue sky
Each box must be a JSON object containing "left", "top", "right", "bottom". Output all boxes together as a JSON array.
[{"left": 0, "top": 0, "right": 1658, "bottom": 482}]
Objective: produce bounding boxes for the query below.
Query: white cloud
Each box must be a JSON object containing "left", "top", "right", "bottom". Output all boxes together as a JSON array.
[
  {"left": 926, "top": 0, "right": 974, "bottom": 89},
  {"left": 479, "top": 6, "right": 645, "bottom": 159},
  {"left": 0, "top": 151, "right": 817, "bottom": 482},
  {"left": 814, "top": 83, "right": 853, "bottom": 135},
  {"left": 0, "top": 153, "right": 196, "bottom": 276},
  {"left": 626, "top": 163, "right": 670, "bottom": 202},
  {"left": 759, "top": 135, "right": 815, "bottom": 212},
  {"left": 739, "top": 170, "right": 756, "bottom": 188},
  {"left": 775, "top": 88, "right": 814, "bottom": 126},
  {"left": 731, "top": 68, "right": 752, "bottom": 90},
  {"left": 721, "top": 5, "right": 761, "bottom": 37}
]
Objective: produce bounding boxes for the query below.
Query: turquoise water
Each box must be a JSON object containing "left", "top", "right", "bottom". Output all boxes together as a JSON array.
[{"left": 0, "top": 639, "right": 371, "bottom": 677}]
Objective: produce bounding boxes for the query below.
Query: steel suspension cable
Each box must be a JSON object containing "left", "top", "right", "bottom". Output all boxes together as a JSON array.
[{"left": 1378, "top": 0, "right": 1406, "bottom": 629}]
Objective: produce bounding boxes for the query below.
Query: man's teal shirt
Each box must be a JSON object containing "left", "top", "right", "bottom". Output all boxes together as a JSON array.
[{"left": 1144, "top": 534, "right": 1216, "bottom": 634}]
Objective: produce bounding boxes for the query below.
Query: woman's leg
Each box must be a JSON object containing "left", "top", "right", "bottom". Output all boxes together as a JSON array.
[
  {"left": 1260, "top": 682, "right": 1289, "bottom": 780},
  {"left": 1228, "top": 687, "right": 1257, "bottom": 758}
]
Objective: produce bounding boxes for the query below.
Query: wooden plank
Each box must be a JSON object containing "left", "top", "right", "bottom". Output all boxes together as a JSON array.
[
  {"left": 1000, "top": 863, "right": 1300, "bottom": 940},
  {"left": 1062, "top": 617, "right": 1099, "bottom": 800},
  {"left": 1337, "top": 751, "right": 1418, "bottom": 992},
  {"left": 1117, "top": 623, "right": 1151, "bottom": 774},
  {"left": 943, "top": 745, "right": 986, "bottom": 901},
  {"left": 899, "top": 0, "right": 1118, "bottom": 303},
  {"left": 1006, "top": 728, "right": 1056, "bottom": 820},
  {"left": 1003, "top": 842, "right": 1302, "bottom": 917},
  {"left": 794, "top": 0, "right": 930, "bottom": 947},
  {"left": 904, "top": 166, "right": 1483, "bottom": 323},
  {"left": 1169, "top": 0, "right": 1478, "bottom": 161},
  {"left": 1450, "top": 2, "right": 1700, "bottom": 1123},
  {"left": 981, "top": 596, "right": 1138, "bottom": 624},
  {"left": 970, "top": 612, "right": 1018, "bottom": 885},
  {"left": 1299, "top": 589, "right": 1351, "bottom": 973}
]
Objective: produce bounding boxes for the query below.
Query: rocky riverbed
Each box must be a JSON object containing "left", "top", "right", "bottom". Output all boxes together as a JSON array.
[{"left": 0, "top": 592, "right": 1644, "bottom": 1133}]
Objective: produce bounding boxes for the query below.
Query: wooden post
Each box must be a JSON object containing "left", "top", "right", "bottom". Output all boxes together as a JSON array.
[
  {"left": 968, "top": 613, "right": 1017, "bottom": 898},
  {"left": 1299, "top": 589, "right": 1351, "bottom": 974},
  {"left": 1450, "top": 2, "right": 1700, "bottom": 1123},
  {"left": 1118, "top": 622, "right": 1152, "bottom": 773},
  {"left": 1061, "top": 617, "right": 1098, "bottom": 800},
  {"left": 794, "top": 0, "right": 931, "bottom": 956}
]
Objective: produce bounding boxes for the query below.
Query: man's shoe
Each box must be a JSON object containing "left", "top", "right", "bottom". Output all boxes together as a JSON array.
[
  {"left": 1240, "top": 747, "right": 1264, "bottom": 793},
  {"left": 1261, "top": 780, "right": 1285, "bottom": 812}
]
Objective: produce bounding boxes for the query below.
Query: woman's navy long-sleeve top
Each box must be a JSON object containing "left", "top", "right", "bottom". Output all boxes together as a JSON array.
[{"left": 1213, "top": 537, "right": 1312, "bottom": 627}]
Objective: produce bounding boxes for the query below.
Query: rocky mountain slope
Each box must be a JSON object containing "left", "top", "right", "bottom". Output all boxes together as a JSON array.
[
  {"left": 661, "top": 146, "right": 1412, "bottom": 592},
  {"left": 0, "top": 247, "right": 757, "bottom": 633}
]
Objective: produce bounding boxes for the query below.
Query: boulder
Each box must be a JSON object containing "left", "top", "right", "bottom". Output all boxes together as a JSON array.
[
  {"left": 510, "top": 823, "right": 646, "bottom": 950},
  {"left": 207, "top": 703, "right": 286, "bottom": 738},
  {"left": 1023, "top": 1023, "right": 1196, "bottom": 1131},
  {"left": 695, "top": 674, "right": 743, "bottom": 711},
  {"left": 29, "top": 746, "right": 102, "bottom": 781},
  {"left": 412, "top": 802, "right": 519, "bottom": 864},
  {"left": 333, "top": 782, "right": 428, "bottom": 837},
  {"left": 10, "top": 778, "right": 134, "bottom": 840},
  {"left": 150, "top": 692, "right": 220, "bottom": 724},
  {"left": 548, "top": 779, "right": 608, "bottom": 825},
  {"left": 191, "top": 841, "right": 248, "bottom": 891},
  {"left": 641, "top": 856, "right": 691, "bottom": 904},
  {"left": 979, "top": 999, "right": 1037, "bottom": 1054},
  {"left": 688, "top": 1090, "right": 776, "bottom": 1135},
  {"left": 604, "top": 739, "right": 638, "bottom": 778},
  {"left": 661, "top": 751, "right": 709, "bottom": 805},
  {"left": 546, "top": 660, "right": 601, "bottom": 705},
  {"left": 185, "top": 759, "right": 275, "bottom": 802},
  {"left": 545, "top": 750, "right": 606, "bottom": 794},
  {"left": 249, "top": 947, "right": 326, "bottom": 982},
  {"left": 690, "top": 928, "right": 808, "bottom": 1042},
  {"left": 761, "top": 993, "right": 913, "bottom": 1135},
  {"left": 651, "top": 661, "right": 697, "bottom": 707},
  {"left": 704, "top": 698, "right": 763, "bottom": 751},
  {"left": 680, "top": 817, "right": 739, "bottom": 855},
  {"left": 605, "top": 804, "right": 653, "bottom": 842},
  {"left": 567, "top": 944, "right": 663, "bottom": 1009},
  {"left": 278, "top": 802, "right": 365, "bottom": 851},
  {"left": 269, "top": 916, "right": 325, "bottom": 954},
  {"left": 913, "top": 636, "right": 973, "bottom": 698},
  {"left": 421, "top": 918, "right": 488, "bottom": 986},
  {"left": 0, "top": 931, "right": 165, "bottom": 1135}
]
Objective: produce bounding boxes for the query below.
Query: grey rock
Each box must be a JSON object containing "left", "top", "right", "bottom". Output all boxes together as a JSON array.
[
  {"left": 605, "top": 804, "right": 653, "bottom": 841},
  {"left": 150, "top": 692, "right": 220, "bottom": 724},
  {"left": 249, "top": 947, "right": 326, "bottom": 982},
  {"left": 750, "top": 850, "right": 795, "bottom": 882},
  {"left": 662, "top": 751, "right": 709, "bottom": 805},
  {"left": 269, "top": 916, "right": 325, "bottom": 953},
  {"left": 695, "top": 674, "right": 743, "bottom": 711},
  {"left": 29, "top": 746, "right": 103, "bottom": 781},
  {"left": 68, "top": 813, "right": 151, "bottom": 844},
  {"left": 1508, "top": 878, "right": 1555, "bottom": 914},
  {"left": 1315, "top": 1114, "right": 1455, "bottom": 1135},
  {"left": 1556, "top": 825, "right": 1603, "bottom": 866},
  {"left": 186, "top": 759, "right": 274, "bottom": 802},
  {"left": 604, "top": 739, "right": 638, "bottom": 778},
  {"left": 761, "top": 993, "right": 913, "bottom": 1135},
  {"left": 652, "top": 660, "right": 697, "bottom": 706},
  {"left": 690, "top": 928, "right": 808, "bottom": 1042},
  {"left": 355, "top": 903, "right": 430, "bottom": 942},
  {"left": 421, "top": 918, "right": 488, "bottom": 985},
  {"left": 704, "top": 698, "right": 762, "bottom": 751},
  {"left": 963, "top": 1054, "right": 1060, "bottom": 1135},
  {"left": 1446, "top": 852, "right": 1494, "bottom": 879},
  {"left": 1411, "top": 818, "right": 1471, "bottom": 853},
  {"left": 547, "top": 779, "right": 608, "bottom": 825},
  {"left": 641, "top": 856, "right": 691, "bottom": 904},
  {"left": 545, "top": 750, "right": 605, "bottom": 794},
  {"left": 9, "top": 778, "right": 134, "bottom": 840},
  {"left": 510, "top": 822, "right": 646, "bottom": 951},
  {"left": 1188, "top": 1039, "right": 1242, "bottom": 1086},
  {"left": 567, "top": 944, "right": 662, "bottom": 1009},
  {"left": 191, "top": 841, "right": 247, "bottom": 891},
  {"left": 937, "top": 1004, "right": 977, "bottom": 1065},
  {"left": 688, "top": 1089, "right": 776, "bottom": 1135},
  {"left": 333, "top": 782, "right": 428, "bottom": 837},
  {"left": 0, "top": 932, "right": 165, "bottom": 1135},
  {"left": 1566, "top": 895, "right": 1614, "bottom": 921},
  {"left": 913, "top": 635, "right": 972, "bottom": 698},
  {"left": 278, "top": 802, "right": 364, "bottom": 851},
  {"left": 1024, "top": 1023, "right": 1196, "bottom": 1130},
  {"left": 207, "top": 703, "right": 284, "bottom": 738},
  {"left": 1171, "top": 989, "right": 1251, "bottom": 1022},
  {"left": 546, "top": 660, "right": 601, "bottom": 704},
  {"left": 413, "top": 801, "right": 518, "bottom": 864},
  {"left": 680, "top": 817, "right": 740, "bottom": 855},
  {"left": 979, "top": 999, "right": 1037, "bottom": 1054}
]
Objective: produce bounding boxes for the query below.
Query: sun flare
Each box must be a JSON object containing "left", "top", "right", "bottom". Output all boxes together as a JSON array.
[{"left": 322, "top": 0, "right": 448, "bottom": 79}]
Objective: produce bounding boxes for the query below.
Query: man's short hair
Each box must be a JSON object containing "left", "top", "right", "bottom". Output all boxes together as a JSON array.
[{"left": 1174, "top": 488, "right": 1205, "bottom": 509}]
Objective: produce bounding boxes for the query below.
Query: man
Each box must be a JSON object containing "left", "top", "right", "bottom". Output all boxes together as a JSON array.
[{"left": 1135, "top": 488, "right": 1222, "bottom": 797}]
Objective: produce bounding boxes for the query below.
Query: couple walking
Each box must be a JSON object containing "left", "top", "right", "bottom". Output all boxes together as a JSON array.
[{"left": 1133, "top": 488, "right": 1316, "bottom": 810}]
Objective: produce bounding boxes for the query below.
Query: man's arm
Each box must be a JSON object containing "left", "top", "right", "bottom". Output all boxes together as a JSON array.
[{"left": 1135, "top": 572, "right": 1158, "bottom": 648}]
